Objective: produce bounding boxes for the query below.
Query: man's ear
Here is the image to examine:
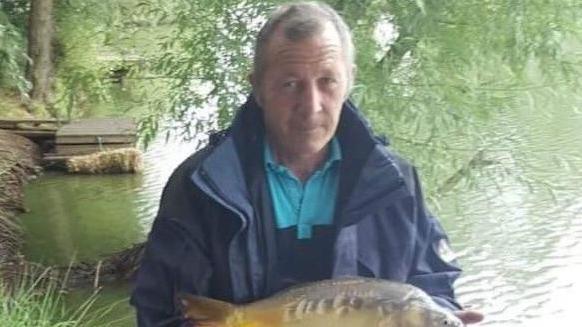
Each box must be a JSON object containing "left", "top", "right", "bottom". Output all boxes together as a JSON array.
[
  {"left": 345, "top": 64, "right": 357, "bottom": 99},
  {"left": 248, "top": 72, "right": 256, "bottom": 89}
]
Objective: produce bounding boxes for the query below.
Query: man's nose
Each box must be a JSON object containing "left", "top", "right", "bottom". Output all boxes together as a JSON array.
[{"left": 299, "top": 82, "right": 323, "bottom": 115}]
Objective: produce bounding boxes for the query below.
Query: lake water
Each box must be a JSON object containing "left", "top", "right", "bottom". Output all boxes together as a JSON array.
[{"left": 20, "top": 100, "right": 582, "bottom": 326}]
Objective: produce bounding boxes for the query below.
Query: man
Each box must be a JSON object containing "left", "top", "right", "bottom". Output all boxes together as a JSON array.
[{"left": 131, "top": 2, "right": 484, "bottom": 326}]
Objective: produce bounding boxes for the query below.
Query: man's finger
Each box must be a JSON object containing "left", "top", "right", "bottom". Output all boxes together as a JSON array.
[{"left": 454, "top": 310, "right": 485, "bottom": 325}]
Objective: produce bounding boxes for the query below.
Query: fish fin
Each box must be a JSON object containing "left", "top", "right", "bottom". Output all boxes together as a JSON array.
[
  {"left": 196, "top": 322, "right": 227, "bottom": 327},
  {"left": 178, "top": 293, "right": 235, "bottom": 325},
  {"left": 245, "top": 307, "right": 283, "bottom": 326}
]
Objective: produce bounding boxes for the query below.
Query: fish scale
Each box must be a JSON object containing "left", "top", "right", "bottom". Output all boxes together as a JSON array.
[{"left": 286, "top": 294, "right": 371, "bottom": 321}]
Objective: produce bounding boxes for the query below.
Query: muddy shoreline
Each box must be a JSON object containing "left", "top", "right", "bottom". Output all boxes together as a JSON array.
[{"left": 0, "top": 130, "right": 42, "bottom": 283}]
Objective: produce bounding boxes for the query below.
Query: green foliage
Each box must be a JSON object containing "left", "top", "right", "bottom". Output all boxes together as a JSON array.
[
  {"left": 139, "top": 0, "right": 581, "bottom": 201},
  {"left": 110, "top": 0, "right": 581, "bottom": 197},
  {"left": 131, "top": 0, "right": 581, "bottom": 188},
  {"left": 3, "top": 0, "right": 580, "bottom": 194},
  {"left": 0, "top": 10, "right": 30, "bottom": 96},
  {"left": 51, "top": 0, "right": 116, "bottom": 119},
  {"left": 134, "top": 0, "right": 274, "bottom": 142},
  {"left": 52, "top": 0, "right": 178, "bottom": 122},
  {"left": 0, "top": 0, "right": 29, "bottom": 32},
  {"left": 344, "top": 0, "right": 582, "bottom": 195}
]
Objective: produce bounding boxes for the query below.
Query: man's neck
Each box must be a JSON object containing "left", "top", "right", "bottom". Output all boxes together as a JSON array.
[{"left": 270, "top": 142, "right": 329, "bottom": 183}]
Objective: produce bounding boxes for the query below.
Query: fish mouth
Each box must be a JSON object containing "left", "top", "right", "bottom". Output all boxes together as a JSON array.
[{"left": 444, "top": 314, "right": 464, "bottom": 327}]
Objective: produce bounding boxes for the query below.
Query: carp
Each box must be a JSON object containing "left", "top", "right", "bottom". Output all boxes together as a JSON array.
[{"left": 180, "top": 277, "right": 463, "bottom": 327}]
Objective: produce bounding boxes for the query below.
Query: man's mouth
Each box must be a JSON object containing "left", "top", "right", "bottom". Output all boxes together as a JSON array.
[{"left": 293, "top": 123, "right": 321, "bottom": 132}]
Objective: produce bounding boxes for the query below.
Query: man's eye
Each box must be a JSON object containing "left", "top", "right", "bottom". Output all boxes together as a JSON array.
[
  {"left": 283, "top": 81, "right": 298, "bottom": 88},
  {"left": 322, "top": 77, "right": 337, "bottom": 85}
]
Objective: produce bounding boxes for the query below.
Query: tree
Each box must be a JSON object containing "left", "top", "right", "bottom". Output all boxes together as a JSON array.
[{"left": 26, "top": 0, "right": 54, "bottom": 112}]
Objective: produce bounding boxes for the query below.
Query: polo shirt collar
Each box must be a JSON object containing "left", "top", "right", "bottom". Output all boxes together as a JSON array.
[{"left": 264, "top": 137, "right": 342, "bottom": 176}]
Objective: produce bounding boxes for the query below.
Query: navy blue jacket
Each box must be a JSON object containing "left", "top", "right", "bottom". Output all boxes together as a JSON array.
[{"left": 130, "top": 96, "right": 463, "bottom": 326}]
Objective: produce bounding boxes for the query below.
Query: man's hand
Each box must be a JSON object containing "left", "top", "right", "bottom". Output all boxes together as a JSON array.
[{"left": 454, "top": 310, "right": 484, "bottom": 325}]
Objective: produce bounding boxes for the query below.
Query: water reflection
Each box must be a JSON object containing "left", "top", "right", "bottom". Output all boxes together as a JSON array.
[
  {"left": 21, "top": 173, "right": 143, "bottom": 265},
  {"left": 21, "top": 133, "right": 202, "bottom": 265}
]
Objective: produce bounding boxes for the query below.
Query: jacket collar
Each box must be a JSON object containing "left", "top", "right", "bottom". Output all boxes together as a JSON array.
[{"left": 191, "top": 95, "right": 407, "bottom": 225}]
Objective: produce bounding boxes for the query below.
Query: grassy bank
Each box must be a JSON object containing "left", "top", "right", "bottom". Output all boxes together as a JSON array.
[
  {"left": 0, "top": 90, "right": 32, "bottom": 119},
  {"left": 0, "top": 266, "right": 107, "bottom": 327}
]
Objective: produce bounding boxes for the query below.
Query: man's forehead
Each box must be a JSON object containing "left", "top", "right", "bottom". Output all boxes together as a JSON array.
[
  {"left": 266, "top": 21, "right": 343, "bottom": 54},
  {"left": 274, "top": 44, "right": 342, "bottom": 62},
  {"left": 273, "top": 63, "right": 343, "bottom": 79}
]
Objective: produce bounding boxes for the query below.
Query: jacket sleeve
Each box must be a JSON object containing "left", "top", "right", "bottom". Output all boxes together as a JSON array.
[
  {"left": 130, "top": 165, "right": 213, "bottom": 327},
  {"left": 407, "top": 215, "right": 463, "bottom": 310},
  {"left": 404, "top": 167, "right": 463, "bottom": 311}
]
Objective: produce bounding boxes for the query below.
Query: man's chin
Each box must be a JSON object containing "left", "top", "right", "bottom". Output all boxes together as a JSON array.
[{"left": 286, "top": 139, "right": 331, "bottom": 155}]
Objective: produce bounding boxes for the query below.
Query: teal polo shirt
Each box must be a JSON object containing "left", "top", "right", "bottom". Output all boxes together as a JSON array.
[{"left": 264, "top": 138, "right": 342, "bottom": 239}]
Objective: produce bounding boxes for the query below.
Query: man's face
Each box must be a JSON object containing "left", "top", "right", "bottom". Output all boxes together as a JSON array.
[{"left": 253, "top": 23, "right": 350, "bottom": 156}]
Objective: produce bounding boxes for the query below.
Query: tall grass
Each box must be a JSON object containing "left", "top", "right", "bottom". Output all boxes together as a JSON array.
[{"left": 0, "top": 266, "right": 111, "bottom": 327}]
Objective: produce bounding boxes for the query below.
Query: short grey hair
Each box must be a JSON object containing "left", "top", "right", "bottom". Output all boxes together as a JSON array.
[{"left": 253, "top": 1, "right": 355, "bottom": 92}]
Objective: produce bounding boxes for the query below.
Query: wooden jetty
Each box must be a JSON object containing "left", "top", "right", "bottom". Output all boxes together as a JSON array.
[
  {"left": 0, "top": 118, "right": 66, "bottom": 141},
  {"left": 0, "top": 117, "right": 137, "bottom": 167},
  {"left": 54, "top": 118, "right": 136, "bottom": 156}
]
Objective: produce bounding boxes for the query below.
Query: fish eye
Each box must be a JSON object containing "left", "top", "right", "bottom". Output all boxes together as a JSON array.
[{"left": 442, "top": 318, "right": 460, "bottom": 326}]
